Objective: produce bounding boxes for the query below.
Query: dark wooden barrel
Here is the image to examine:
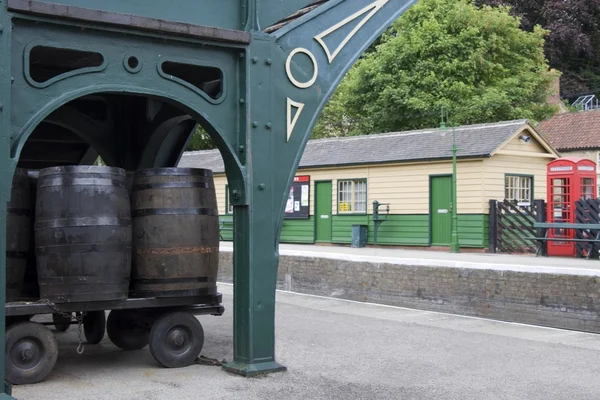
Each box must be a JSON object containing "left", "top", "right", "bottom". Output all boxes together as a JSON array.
[
  {"left": 125, "top": 171, "right": 135, "bottom": 193},
  {"left": 6, "top": 168, "right": 32, "bottom": 303},
  {"left": 20, "top": 170, "right": 40, "bottom": 300},
  {"left": 35, "top": 166, "right": 132, "bottom": 303},
  {"left": 130, "top": 168, "right": 219, "bottom": 298}
]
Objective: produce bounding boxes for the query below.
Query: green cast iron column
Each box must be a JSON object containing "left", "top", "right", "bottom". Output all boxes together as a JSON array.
[
  {"left": 0, "top": 0, "right": 14, "bottom": 395},
  {"left": 223, "top": 35, "right": 287, "bottom": 376},
  {"left": 224, "top": 0, "right": 418, "bottom": 375}
]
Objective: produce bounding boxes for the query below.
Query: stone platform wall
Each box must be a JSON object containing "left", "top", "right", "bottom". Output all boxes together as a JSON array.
[{"left": 218, "top": 251, "right": 600, "bottom": 334}]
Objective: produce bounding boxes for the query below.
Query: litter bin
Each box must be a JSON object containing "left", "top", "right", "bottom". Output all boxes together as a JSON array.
[{"left": 351, "top": 224, "right": 368, "bottom": 248}]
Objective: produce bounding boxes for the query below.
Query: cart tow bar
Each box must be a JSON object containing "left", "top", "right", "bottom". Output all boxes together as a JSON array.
[{"left": 40, "top": 299, "right": 87, "bottom": 354}]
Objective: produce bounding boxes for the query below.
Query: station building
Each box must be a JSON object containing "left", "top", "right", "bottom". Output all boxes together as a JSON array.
[{"left": 179, "top": 119, "right": 559, "bottom": 249}]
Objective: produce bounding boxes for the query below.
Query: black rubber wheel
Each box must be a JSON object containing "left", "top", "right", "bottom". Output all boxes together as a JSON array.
[
  {"left": 106, "top": 310, "right": 149, "bottom": 350},
  {"left": 83, "top": 311, "right": 106, "bottom": 345},
  {"left": 52, "top": 313, "right": 71, "bottom": 332},
  {"left": 149, "top": 312, "right": 204, "bottom": 368},
  {"left": 6, "top": 315, "right": 33, "bottom": 327},
  {"left": 5, "top": 321, "right": 59, "bottom": 385}
]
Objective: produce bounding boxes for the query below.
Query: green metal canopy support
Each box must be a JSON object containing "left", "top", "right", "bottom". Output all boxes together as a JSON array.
[
  {"left": 0, "top": 0, "right": 417, "bottom": 392},
  {"left": 224, "top": 0, "right": 417, "bottom": 375}
]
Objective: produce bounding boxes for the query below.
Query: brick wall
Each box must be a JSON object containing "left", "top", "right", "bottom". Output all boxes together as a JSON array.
[{"left": 219, "top": 251, "right": 600, "bottom": 333}]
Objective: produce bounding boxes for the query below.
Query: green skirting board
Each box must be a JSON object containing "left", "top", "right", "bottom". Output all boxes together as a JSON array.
[{"left": 218, "top": 214, "right": 489, "bottom": 248}]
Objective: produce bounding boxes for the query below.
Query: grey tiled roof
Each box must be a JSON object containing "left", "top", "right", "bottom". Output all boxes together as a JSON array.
[{"left": 178, "top": 119, "right": 531, "bottom": 174}]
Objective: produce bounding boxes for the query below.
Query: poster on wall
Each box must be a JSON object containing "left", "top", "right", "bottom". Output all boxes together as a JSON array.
[{"left": 285, "top": 175, "right": 310, "bottom": 219}]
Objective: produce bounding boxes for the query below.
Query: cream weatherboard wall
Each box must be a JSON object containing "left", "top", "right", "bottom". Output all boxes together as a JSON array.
[
  {"left": 215, "top": 158, "right": 491, "bottom": 247},
  {"left": 482, "top": 128, "right": 557, "bottom": 212},
  {"left": 214, "top": 160, "right": 486, "bottom": 216}
]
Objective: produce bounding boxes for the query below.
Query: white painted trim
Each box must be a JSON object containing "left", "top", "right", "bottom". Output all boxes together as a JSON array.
[
  {"left": 495, "top": 150, "right": 557, "bottom": 158},
  {"left": 285, "top": 48, "right": 318, "bottom": 89},
  {"left": 314, "top": 0, "right": 389, "bottom": 64},
  {"left": 287, "top": 98, "right": 305, "bottom": 142}
]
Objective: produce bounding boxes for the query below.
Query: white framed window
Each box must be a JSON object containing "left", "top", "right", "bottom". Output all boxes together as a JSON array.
[
  {"left": 505, "top": 175, "right": 533, "bottom": 206},
  {"left": 338, "top": 179, "right": 367, "bottom": 213}
]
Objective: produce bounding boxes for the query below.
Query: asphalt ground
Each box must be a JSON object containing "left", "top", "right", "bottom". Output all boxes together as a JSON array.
[{"left": 13, "top": 283, "right": 600, "bottom": 400}]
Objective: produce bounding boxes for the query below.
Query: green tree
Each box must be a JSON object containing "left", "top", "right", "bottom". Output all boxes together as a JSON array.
[
  {"left": 186, "top": 125, "right": 215, "bottom": 150},
  {"left": 314, "top": 0, "right": 558, "bottom": 137}
]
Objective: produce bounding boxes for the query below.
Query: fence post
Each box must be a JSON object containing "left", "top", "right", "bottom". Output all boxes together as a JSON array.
[
  {"left": 534, "top": 199, "right": 547, "bottom": 257},
  {"left": 489, "top": 199, "right": 498, "bottom": 253}
]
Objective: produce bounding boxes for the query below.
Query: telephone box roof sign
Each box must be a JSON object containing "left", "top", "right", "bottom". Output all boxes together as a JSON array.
[{"left": 547, "top": 158, "right": 596, "bottom": 175}]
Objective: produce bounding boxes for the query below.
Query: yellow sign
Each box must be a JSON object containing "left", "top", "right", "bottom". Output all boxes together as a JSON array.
[{"left": 339, "top": 202, "right": 351, "bottom": 212}]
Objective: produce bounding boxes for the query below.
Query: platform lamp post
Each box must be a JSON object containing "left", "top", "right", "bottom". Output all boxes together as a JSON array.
[
  {"left": 440, "top": 108, "right": 461, "bottom": 253},
  {"left": 450, "top": 124, "right": 460, "bottom": 253}
]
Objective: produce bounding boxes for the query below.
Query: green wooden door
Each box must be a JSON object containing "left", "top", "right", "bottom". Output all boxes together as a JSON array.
[
  {"left": 315, "top": 181, "right": 332, "bottom": 243},
  {"left": 431, "top": 176, "right": 452, "bottom": 246}
]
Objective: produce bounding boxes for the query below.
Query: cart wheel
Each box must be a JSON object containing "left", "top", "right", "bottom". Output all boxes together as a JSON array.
[
  {"left": 5, "top": 321, "right": 58, "bottom": 385},
  {"left": 6, "top": 315, "right": 33, "bottom": 327},
  {"left": 149, "top": 312, "right": 204, "bottom": 368},
  {"left": 106, "top": 310, "right": 149, "bottom": 350},
  {"left": 83, "top": 311, "right": 106, "bottom": 345},
  {"left": 52, "top": 313, "right": 71, "bottom": 332}
]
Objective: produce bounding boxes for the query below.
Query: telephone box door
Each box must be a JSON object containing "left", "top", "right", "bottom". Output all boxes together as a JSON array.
[{"left": 547, "top": 176, "right": 575, "bottom": 257}]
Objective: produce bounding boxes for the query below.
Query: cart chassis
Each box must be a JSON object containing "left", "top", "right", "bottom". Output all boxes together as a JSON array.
[
  {"left": 5, "top": 293, "right": 225, "bottom": 317},
  {"left": 3, "top": 293, "right": 225, "bottom": 386}
]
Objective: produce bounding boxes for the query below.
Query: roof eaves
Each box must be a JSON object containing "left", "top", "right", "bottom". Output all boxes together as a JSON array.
[
  {"left": 556, "top": 146, "right": 600, "bottom": 152},
  {"left": 297, "top": 154, "right": 490, "bottom": 170}
]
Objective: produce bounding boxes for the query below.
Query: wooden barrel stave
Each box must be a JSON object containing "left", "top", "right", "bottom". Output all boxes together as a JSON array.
[
  {"left": 131, "top": 168, "right": 219, "bottom": 298},
  {"left": 6, "top": 168, "right": 32, "bottom": 303},
  {"left": 35, "top": 166, "right": 131, "bottom": 303}
]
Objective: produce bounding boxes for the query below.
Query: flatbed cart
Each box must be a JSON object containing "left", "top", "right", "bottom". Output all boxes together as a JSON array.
[{"left": 4, "top": 294, "right": 225, "bottom": 385}]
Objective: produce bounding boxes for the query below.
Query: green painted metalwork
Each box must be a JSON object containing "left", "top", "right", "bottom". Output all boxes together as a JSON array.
[
  {"left": 450, "top": 127, "right": 461, "bottom": 253},
  {"left": 372, "top": 200, "right": 390, "bottom": 245},
  {"left": 0, "top": 0, "right": 12, "bottom": 392},
  {"left": 0, "top": 0, "right": 418, "bottom": 389}
]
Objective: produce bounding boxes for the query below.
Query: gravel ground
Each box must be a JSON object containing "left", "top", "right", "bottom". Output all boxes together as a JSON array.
[{"left": 12, "top": 283, "right": 600, "bottom": 400}]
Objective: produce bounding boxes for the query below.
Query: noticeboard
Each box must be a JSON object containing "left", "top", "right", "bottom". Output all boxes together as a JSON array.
[{"left": 284, "top": 175, "right": 310, "bottom": 219}]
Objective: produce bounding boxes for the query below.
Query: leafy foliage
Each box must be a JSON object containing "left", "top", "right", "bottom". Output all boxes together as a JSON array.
[
  {"left": 314, "top": 0, "right": 558, "bottom": 137},
  {"left": 186, "top": 125, "right": 214, "bottom": 151},
  {"left": 476, "top": 0, "right": 600, "bottom": 96}
]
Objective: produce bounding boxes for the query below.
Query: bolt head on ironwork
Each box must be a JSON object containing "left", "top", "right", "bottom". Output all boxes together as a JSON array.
[
  {"left": 239, "top": 145, "right": 245, "bottom": 153},
  {"left": 258, "top": 184, "right": 266, "bottom": 190},
  {"left": 252, "top": 121, "right": 259, "bottom": 128},
  {"left": 232, "top": 190, "right": 240, "bottom": 199},
  {"left": 266, "top": 59, "right": 272, "bottom": 65},
  {"left": 265, "top": 123, "right": 272, "bottom": 130},
  {"left": 252, "top": 57, "right": 258, "bottom": 63},
  {"left": 0, "top": 103, "right": 3, "bottom": 111},
  {"left": 239, "top": 98, "right": 245, "bottom": 104},
  {"left": 0, "top": 25, "right": 4, "bottom": 33}
]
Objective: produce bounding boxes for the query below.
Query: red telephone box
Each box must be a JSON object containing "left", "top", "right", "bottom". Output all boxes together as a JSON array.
[{"left": 546, "top": 158, "right": 597, "bottom": 257}]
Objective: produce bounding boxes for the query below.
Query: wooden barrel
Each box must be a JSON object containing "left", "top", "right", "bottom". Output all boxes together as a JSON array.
[
  {"left": 130, "top": 168, "right": 219, "bottom": 298},
  {"left": 35, "top": 166, "right": 132, "bottom": 303},
  {"left": 20, "top": 170, "right": 40, "bottom": 300},
  {"left": 6, "top": 168, "right": 32, "bottom": 303}
]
